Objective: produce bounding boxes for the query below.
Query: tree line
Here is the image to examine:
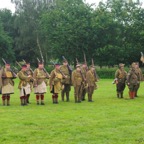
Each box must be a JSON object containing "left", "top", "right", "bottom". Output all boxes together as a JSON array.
[{"left": 0, "top": 0, "right": 144, "bottom": 67}]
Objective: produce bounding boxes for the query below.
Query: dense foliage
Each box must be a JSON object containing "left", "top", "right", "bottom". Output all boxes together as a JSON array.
[{"left": 0, "top": 0, "right": 144, "bottom": 66}]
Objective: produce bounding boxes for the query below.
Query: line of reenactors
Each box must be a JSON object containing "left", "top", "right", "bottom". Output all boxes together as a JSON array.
[
  {"left": 0, "top": 57, "right": 98, "bottom": 106},
  {"left": 114, "top": 62, "right": 143, "bottom": 99}
]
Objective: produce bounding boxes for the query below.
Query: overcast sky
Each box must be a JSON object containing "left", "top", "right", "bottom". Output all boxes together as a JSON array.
[
  {"left": 0, "top": 0, "right": 143, "bottom": 13},
  {"left": 0, "top": 0, "right": 106, "bottom": 13}
]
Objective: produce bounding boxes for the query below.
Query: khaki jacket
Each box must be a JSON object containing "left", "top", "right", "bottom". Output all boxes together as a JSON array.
[
  {"left": 72, "top": 70, "right": 83, "bottom": 87},
  {"left": 115, "top": 69, "right": 127, "bottom": 83},
  {"left": 2, "top": 68, "right": 15, "bottom": 86},
  {"left": 86, "top": 70, "right": 97, "bottom": 87},
  {"left": 33, "top": 68, "right": 47, "bottom": 85},
  {"left": 17, "top": 70, "right": 30, "bottom": 89},
  {"left": 60, "top": 65, "right": 71, "bottom": 84}
]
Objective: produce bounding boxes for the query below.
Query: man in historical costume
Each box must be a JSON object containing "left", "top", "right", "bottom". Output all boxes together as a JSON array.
[
  {"left": 134, "top": 62, "right": 143, "bottom": 97},
  {"left": 127, "top": 62, "right": 140, "bottom": 99},
  {"left": 81, "top": 62, "right": 88, "bottom": 101},
  {"left": 25, "top": 62, "right": 34, "bottom": 103},
  {"left": 49, "top": 64, "right": 63, "bottom": 104},
  {"left": 33, "top": 62, "right": 49, "bottom": 105},
  {"left": 17, "top": 64, "right": 32, "bottom": 106},
  {"left": 115, "top": 63, "right": 127, "bottom": 98},
  {"left": 72, "top": 64, "right": 83, "bottom": 103},
  {"left": 1, "top": 62, "right": 17, "bottom": 106},
  {"left": 86, "top": 65, "right": 98, "bottom": 102},
  {"left": 60, "top": 60, "right": 71, "bottom": 102}
]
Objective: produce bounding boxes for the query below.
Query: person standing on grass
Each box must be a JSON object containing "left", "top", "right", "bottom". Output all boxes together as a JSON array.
[
  {"left": 1, "top": 62, "right": 17, "bottom": 106},
  {"left": 134, "top": 62, "right": 143, "bottom": 97},
  {"left": 115, "top": 63, "right": 127, "bottom": 98},
  {"left": 49, "top": 63, "right": 63, "bottom": 104},
  {"left": 86, "top": 65, "right": 98, "bottom": 102},
  {"left": 25, "top": 62, "right": 34, "bottom": 103},
  {"left": 81, "top": 62, "right": 88, "bottom": 101},
  {"left": 60, "top": 59, "right": 71, "bottom": 102},
  {"left": 17, "top": 64, "right": 32, "bottom": 106},
  {"left": 33, "top": 61, "right": 49, "bottom": 105},
  {"left": 72, "top": 64, "right": 83, "bottom": 103},
  {"left": 127, "top": 62, "right": 140, "bottom": 99}
]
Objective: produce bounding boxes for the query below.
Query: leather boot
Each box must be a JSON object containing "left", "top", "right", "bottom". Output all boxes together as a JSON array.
[
  {"left": 88, "top": 94, "right": 91, "bottom": 102},
  {"left": 75, "top": 96, "right": 77, "bottom": 103},
  {"left": 52, "top": 95, "right": 55, "bottom": 104},
  {"left": 55, "top": 94, "right": 58, "bottom": 104},
  {"left": 135, "top": 91, "right": 138, "bottom": 97},
  {"left": 24, "top": 96, "right": 27, "bottom": 105},
  {"left": 120, "top": 92, "right": 123, "bottom": 98},
  {"left": 20, "top": 96, "right": 25, "bottom": 106},
  {"left": 66, "top": 92, "right": 69, "bottom": 102},
  {"left": 132, "top": 92, "right": 135, "bottom": 99},
  {"left": 61, "top": 91, "right": 65, "bottom": 101},
  {"left": 7, "top": 95, "right": 10, "bottom": 106},
  {"left": 41, "top": 94, "right": 45, "bottom": 105},
  {"left": 27, "top": 94, "right": 30, "bottom": 103},
  {"left": 2, "top": 95, "right": 6, "bottom": 106},
  {"left": 117, "top": 92, "right": 120, "bottom": 98}
]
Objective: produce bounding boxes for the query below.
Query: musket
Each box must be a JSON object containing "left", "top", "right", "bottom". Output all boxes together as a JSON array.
[
  {"left": 83, "top": 53, "right": 88, "bottom": 71},
  {"left": 62, "top": 56, "right": 72, "bottom": 75},
  {"left": 16, "top": 61, "right": 29, "bottom": 75},
  {"left": 140, "top": 52, "right": 144, "bottom": 64},
  {"left": 22, "top": 59, "right": 34, "bottom": 74},
  {"left": 76, "top": 58, "right": 86, "bottom": 81},
  {"left": 2, "top": 58, "right": 17, "bottom": 78},
  {"left": 37, "top": 58, "right": 50, "bottom": 78},
  {"left": 92, "top": 59, "right": 99, "bottom": 80},
  {"left": 51, "top": 60, "right": 67, "bottom": 78}
]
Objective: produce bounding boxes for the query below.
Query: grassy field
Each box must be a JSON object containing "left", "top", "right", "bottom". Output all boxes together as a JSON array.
[{"left": 1, "top": 79, "right": 144, "bottom": 144}]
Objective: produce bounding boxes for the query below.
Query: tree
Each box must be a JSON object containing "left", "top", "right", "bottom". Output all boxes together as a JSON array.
[{"left": 0, "top": 18, "right": 15, "bottom": 63}]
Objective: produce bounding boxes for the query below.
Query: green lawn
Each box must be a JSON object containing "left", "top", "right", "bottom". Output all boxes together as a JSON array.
[{"left": 1, "top": 79, "right": 144, "bottom": 144}]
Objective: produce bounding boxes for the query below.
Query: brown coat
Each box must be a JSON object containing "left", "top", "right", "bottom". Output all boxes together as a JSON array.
[
  {"left": 2, "top": 68, "right": 15, "bottom": 86},
  {"left": 72, "top": 70, "right": 83, "bottom": 87},
  {"left": 33, "top": 68, "right": 47, "bottom": 85},
  {"left": 127, "top": 69, "right": 140, "bottom": 85},
  {"left": 17, "top": 70, "right": 30, "bottom": 89},
  {"left": 60, "top": 65, "right": 71, "bottom": 84},
  {"left": 49, "top": 69, "right": 63, "bottom": 93},
  {"left": 86, "top": 70, "right": 97, "bottom": 87},
  {"left": 115, "top": 69, "right": 127, "bottom": 83}
]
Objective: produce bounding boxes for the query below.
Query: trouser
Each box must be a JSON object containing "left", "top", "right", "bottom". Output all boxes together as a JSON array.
[
  {"left": 61, "top": 84, "right": 71, "bottom": 101},
  {"left": 116, "top": 82, "right": 125, "bottom": 98},
  {"left": 128, "top": 84, "right": 137, "bottom": 99},
  {"left": 135, "top": 83, "right": 140, "bottom": 97},
  {"left": 87, "top": 86, "right": 94, "bottom": 101},
  {"left": 74, "top": 85, "right": 83, "bottom": 103}
]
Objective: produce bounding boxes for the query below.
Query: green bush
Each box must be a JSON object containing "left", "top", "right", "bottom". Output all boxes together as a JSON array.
[{"left": 96, "top": 67, "right": 131, "bottom": 79}]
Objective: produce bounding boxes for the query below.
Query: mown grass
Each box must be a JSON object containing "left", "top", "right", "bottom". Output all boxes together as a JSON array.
[{"left": 1, "top": 79, "right": 144, "bottom": 144}]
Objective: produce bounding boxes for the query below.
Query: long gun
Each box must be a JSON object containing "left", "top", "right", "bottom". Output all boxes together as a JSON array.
[
  {"left": 83, "top": 53, "right": 88, "bottom": 71},
  {"left": 51, "top": 60, "right": 67, "bottom": 78},
  {"left": 92, "top": 59, "right": 98, "bottom": 80},
  {"left": 37, "top": 58, "right": 50, "bottom": 78},
  {"left": 2, "top": 58, "right": 17, "bottom": 78},
  {"left": 16, "top": 61, "right": 30, "bottom": 76},
  {"left": 62, "top": 56, "right": 72, "bottom": 75},
  {"left": 76, "top": 58, "right": 86, "bottom": 81},
  {"left": 140, "top": 52, "right": 144, "bottom": 64},
  {"left": 22, "top": 59, "right": 34, "bottom": 74}
]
